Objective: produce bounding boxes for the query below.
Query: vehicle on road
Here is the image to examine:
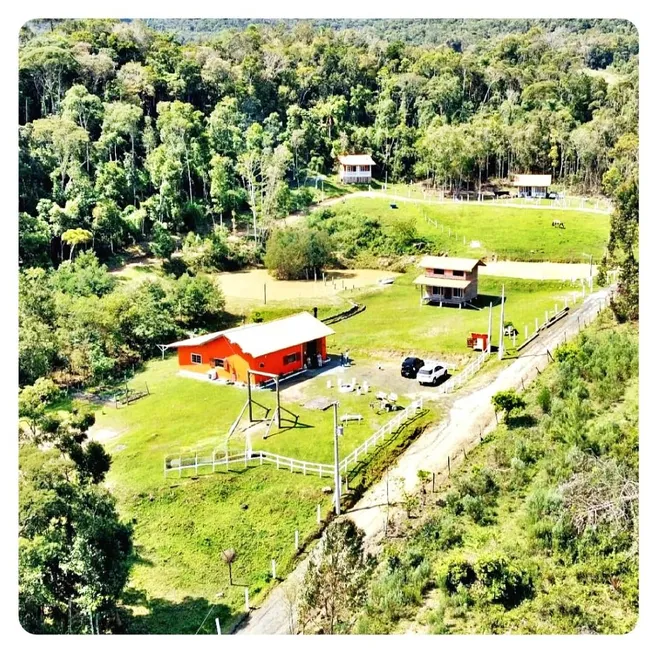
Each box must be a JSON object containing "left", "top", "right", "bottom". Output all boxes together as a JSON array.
[
  {"left": 417, "top": 361, "right": 448, "bottom": 386},
  {"left": 401, "top": 356, "right": 425, "bottom": 379}
]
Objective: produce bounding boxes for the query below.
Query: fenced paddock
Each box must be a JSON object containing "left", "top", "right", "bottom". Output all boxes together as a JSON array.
[{"left": 163, "top": 398, "right": 425, "bottom": 480}]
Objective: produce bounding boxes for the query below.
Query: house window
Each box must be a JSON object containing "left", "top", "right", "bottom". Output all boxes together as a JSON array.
[
  {"left": 283, "top": 352, "right": 301, "bottom": 365},
  {"left": 433, "top": 269, "right": 444, "bottom": 275},
  {"left": 452, "top": 270, "right": 465, "bottom": 277},
  {"left": 453, "top": 288, "right": 463, "bottom": 298},
  {"left": 191, "top": 353, "right": 202, "bottom": 364},
  {"left": 213, "top": 358, "right": 224, "bottom": 368}
]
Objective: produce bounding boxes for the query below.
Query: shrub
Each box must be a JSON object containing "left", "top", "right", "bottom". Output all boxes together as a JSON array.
[
  {"left": 441, "top": 557, "right": 476, "bottom": 593},
  {"left": 537, "top": 385, "right": 552, "bottom": 413},
  {"left": 462, "top": 494, "right": 488, "bottom": 524},
  {"left": 415, "top": 514, "right": 464, "bottom": 550},
  {"left": 475, "top": 554, "right": 534, "bottom": 608}
]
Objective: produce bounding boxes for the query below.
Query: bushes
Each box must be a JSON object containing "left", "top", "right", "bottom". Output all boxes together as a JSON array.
[
  {"left": 439, "top": 554, "right": 533, "bottom": 609},
  {"left": 415, "top": 514, "right": 464, "bottom": 550},
  {"left": 264, "top": 225, "right": 333, "bottom": 280}
]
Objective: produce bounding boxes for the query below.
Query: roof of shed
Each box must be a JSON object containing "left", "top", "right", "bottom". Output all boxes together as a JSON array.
[
  {"left": 167, "top": 312, "right": 335, "bottom": 359},
  {"left": 413, "top": 275, "right": 473, "bottom": 290},
  {"left": 511, "top": 174, "right": 552, "bottom": 187},
  {"left": 338, "top": 154, "right": 375, "bottom": 166},
  {"left": 417, "top": 256, "right": 486, "bottom": 272}
]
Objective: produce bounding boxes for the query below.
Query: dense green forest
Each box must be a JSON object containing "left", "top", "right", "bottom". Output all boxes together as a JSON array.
[
  {"left": 20, "top": 18, "right": 637, "bottom": 263},
  {"left": 17, "top": 15, "right": 639, "bottom": 390}
]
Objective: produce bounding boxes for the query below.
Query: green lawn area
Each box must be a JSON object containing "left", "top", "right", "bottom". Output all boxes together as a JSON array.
[
  {"left": 328, "top": 273, "right": 588, "bottom": 362},
  {"left": 92, "top": 357, "right": 436, "bottom": 633},
  {"left": 333, "top": 196, "right": 609, "bottom": 263}
]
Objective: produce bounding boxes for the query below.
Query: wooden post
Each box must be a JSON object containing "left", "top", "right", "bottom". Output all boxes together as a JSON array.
[
  {"left": 524, "top": 325, "right": 528, "bottom": 340},
  {"left": 535, "top": 317, "right": 539, "bottom": 332},
  {"left": 554, "top": 303, "right": 558, "bottom": 315},
  {"left": 264, "top": 283, "right": 267, "bottom": 305},
  {"left": 545, "top": 310, "right": 549, "bottom": 323},
  {"left": 247, "top": 371, "right": 253, "bottom": 422},
  {"left": 244, "top": 588, "right": 250, "bottom": 611},
  {"left": 432, "top": 472, "right": 436, "bottom": 493},
  {"left": 447, "top": 456, "right": 451, "bottom": 476},
  {"left": 276, "top": 377, "right": 281, "bottom": 428},
  {"left": 271, "top": 559, "right": 276, "bottom": 580},
  {"left": 195, "top": 452, "right": 198, "bottom": 475}
]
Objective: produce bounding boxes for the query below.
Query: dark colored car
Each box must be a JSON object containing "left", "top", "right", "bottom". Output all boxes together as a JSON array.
[{"left": 401, "top": 356, "right": 425, "bottom": 379}]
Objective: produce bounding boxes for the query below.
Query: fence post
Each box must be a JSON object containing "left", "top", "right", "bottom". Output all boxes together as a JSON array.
[
  {"left": 525, "top": 325, "right": 528, "bottom": 341},
  {"left": 212, "top": 450, "right": 216, "bottom": 473},
  {"left": 271, "top": 559, "right": 277, "bottom": 580},
  {"left": 535, "top": 317, "right": 539, "bottom": 331},
  {"left": 215, "top": 617, "right": 221, "bottom": 635},
  {"left": 317, "top": 503, "right": 322, "bottom": 524},
  {"left": 432, "top": 472, "right": 436, "bottom": 493},
  {"left": 447, "top": 456, "right": 451, "bottom": 476},
  {"left": 260, "top": 452, "right": 263, "bottom": 465},
  {"left": 295, "top": 530, "right": 299, "bottom": 552},
  {"left": 245, "top": 588, "right": 250, "bottom": 611},
  {"left": 195, "top": 452, "right": 198, "bottom": 475}
]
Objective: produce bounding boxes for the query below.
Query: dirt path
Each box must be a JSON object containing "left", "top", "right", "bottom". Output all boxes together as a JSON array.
[
  {"left": 480, "top": 260, "right": 597, "bottom": 281},
  {"left": 235, "top": 285, "right": 612, "bottom": 635}
]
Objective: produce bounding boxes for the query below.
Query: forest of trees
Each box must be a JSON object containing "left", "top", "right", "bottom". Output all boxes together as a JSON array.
[{"left": 20, "top": 18, "right": 638, "bottom": 270}]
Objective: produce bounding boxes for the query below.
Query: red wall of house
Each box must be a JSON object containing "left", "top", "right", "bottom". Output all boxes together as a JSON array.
[{"left": 178, "top": 336, "right": 328, "bottom": 384}]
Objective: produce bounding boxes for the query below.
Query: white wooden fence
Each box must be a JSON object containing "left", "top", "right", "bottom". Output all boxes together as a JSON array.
[
  {"left": 436, "top": 350, "right": 490, "bottom": 395},
  {"left": 338, "top": 398, "right": 424, "bottom": 475}
]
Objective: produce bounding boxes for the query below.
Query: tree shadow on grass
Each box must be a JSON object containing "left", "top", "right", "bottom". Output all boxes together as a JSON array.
[
  {"left": 506, "top": 414, "right": 538, "bottom": 429},
  {"left": 119, "top": 587, "right": 242, "bottom": 635}
]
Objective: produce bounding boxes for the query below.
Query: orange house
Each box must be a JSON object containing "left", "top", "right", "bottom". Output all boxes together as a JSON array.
[{"left": 167, "top": 312, "right": 334, "bottom": 385}]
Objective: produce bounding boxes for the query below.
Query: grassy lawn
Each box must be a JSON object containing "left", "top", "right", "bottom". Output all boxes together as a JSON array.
[
  {"left": 327, "top": 273, "right": 588, "bottom": 363},
  {"left": 92, "top": 357, "right": 436, "bottom": 633},
  {"left": 332, "top": 197, "right": 609, "bottom": 263}
]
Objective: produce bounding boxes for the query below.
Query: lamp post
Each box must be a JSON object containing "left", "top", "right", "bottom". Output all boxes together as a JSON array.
[{"left": 332, "top": 402, "right": 342, "bottom": 516}]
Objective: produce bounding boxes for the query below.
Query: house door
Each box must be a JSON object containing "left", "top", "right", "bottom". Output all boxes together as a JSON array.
[
  {"left": 306, "top": 339, "right": 319, "bottom": 367},
  {"left": 444, "top": 287, "right": 453, "bottom": 300}
]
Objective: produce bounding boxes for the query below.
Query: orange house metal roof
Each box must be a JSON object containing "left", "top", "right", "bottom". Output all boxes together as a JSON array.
[{"left": 167, "top": 312, "right": 335, "bottom": 359}]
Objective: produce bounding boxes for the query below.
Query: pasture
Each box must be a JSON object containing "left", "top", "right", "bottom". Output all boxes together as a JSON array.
[
  {"left": 330, "top": 196, "right": 610, "bottom": 263},
  {"left": 327, "top": 273, "right": 589, "bottom": 361},
  {"left": 91, "top": 357, "right": 436, "bottom": 634}
]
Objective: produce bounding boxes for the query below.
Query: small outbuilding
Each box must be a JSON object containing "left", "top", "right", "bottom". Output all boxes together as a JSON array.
[
  {"left": 413, "top": 255, "right": 486, "bottom": 307},
  {"left": 338, "top": 154, "right": 375, "bottom": 184},
  {"left": 511, "top": 174, "right": 552, "bottom": 199},
  {"left": 167, "top": 312, "right": 335, "bottom": 384}
]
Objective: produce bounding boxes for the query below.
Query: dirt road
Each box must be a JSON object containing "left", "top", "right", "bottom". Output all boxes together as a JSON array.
[{"left": 235, "top": 286, "right": 612, "bottom": 634}]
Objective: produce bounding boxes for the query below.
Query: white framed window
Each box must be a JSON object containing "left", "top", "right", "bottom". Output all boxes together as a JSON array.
[
  {"left": 191, "top": 353, "right": 202, "bottom": 364},
  {"left": 453, "top": 288, "right": 463, "bottom": 298}
]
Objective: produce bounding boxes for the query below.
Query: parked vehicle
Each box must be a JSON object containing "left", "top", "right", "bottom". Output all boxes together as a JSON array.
[
  {"left": 417, "top": 362, "right": 448, "bottom": 386},
  {"left": 401, "top": 356, "right": 425, "bottom": 379}
]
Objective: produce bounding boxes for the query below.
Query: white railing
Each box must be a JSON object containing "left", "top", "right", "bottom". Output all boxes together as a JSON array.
[
  {"left": 338, "top": 398, "right": 424, "bottom": 475},
  {"left": 437, "top": 350, "right": 490, "bottom": 395},
  {"left": 164, "top": 448, "right": 335, "bottom": 478}
]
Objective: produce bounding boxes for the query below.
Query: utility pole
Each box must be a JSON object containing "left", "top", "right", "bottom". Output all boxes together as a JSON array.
[
  {"left": 487, "top": 301, "right": 493, "bottom": 353},
  {"left": 333, "top": 402, "right": 342, "bottom": 516},
  {"left": 498, "top": 284, "right": 505, "bottom": 361}
]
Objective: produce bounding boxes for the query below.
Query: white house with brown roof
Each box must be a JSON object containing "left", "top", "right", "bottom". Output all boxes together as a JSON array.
[
  {"left": 338, "top": 154, "right": 375, "bottom": 184},
  {"left": 511, "top": 174, "right": 552, "bottom": 199},
  {"left": 413, "top": 256, "right": 486, "bottom": 307}
]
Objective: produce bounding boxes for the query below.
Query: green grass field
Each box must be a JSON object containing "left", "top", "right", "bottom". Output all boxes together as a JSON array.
[
  {"left": 333, "top": 197, "right": 609, "bottom": 263},
  {"left": 328, "top": 273, "right": 588, "bottom": 361},
  {"left": 91, "top": 357, "right": 436, "bottom": 633}
]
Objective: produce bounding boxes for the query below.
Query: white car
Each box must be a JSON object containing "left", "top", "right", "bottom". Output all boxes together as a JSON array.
[{"left": 417, "top": 362, "right": 448, "bottom": 386}]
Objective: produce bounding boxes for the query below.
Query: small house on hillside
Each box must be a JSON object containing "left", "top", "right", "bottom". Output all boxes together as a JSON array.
[
  {"left": 413, "top": 256, "right": 486, "bottom": 307},
  {"left": 167, "top": 312, "right": 335, "bottom": 384},
  {"left": 511, "top": 174, "right": 552, "bottom": 199},
  {"left": 338, "top": 154, "right": 375, "bottom": 184}
]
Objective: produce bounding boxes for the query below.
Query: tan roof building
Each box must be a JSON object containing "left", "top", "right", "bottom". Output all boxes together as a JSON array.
[{"left": 414, "top": 256, "right": 486, "bottom": 307}]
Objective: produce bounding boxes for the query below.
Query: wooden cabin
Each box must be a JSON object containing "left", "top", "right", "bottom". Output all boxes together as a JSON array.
[
  {"left": 413, "top": 256, "right": 486, "bottom": 307},
  {"left": 337, "top": 154, "right": 375, "bottom": 184},
  {"left": 167, "top": 312, "right": 334, "bottom": 384}
]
